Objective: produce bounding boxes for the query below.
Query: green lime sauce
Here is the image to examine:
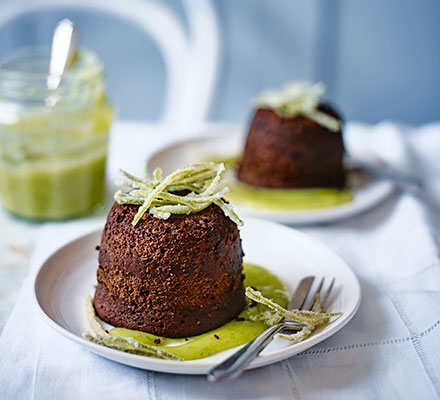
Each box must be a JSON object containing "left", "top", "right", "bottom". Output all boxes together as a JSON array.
[
  {"left": 0, "top": 50, "right": 113, "bottom": 220},
  {"left": 109, "top": 263, "right": 288, "bottom": 361},
  {"left": 0, "top": 149, "right": 107, "bottom": 220},
  {"left": 226, "top": 181, "right": 353, "bottom": 210},
  {"left": 211, "top": 156, "right": 353, "bottom": 210}
]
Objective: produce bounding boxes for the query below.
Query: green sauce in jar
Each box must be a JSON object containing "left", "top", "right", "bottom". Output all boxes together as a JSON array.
[{"left": 0, "top": 48, "right": 113, "bottom": 220}]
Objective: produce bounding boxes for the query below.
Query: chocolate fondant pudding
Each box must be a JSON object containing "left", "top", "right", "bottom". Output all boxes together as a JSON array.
[
  {"left": 237, "top": 82, "right": 345, "bottom": 189},
  {"left": 93, "top": 164, "right": 245, "bottom": 338}
]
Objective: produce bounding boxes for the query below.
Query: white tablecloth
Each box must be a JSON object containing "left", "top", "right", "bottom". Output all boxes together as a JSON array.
[{"left": 1, "top": 121, "right": 439, "bottom": 399}]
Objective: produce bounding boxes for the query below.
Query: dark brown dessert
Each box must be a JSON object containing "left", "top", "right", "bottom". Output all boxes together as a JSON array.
[
  {"left": 237, "top": 104, "right": 344, "bottom": 189},
  {"left": 94, "top": 202, "right": 245, "bottom": 338}
]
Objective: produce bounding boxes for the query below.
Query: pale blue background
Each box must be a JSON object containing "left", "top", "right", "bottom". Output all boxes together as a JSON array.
[{"left": 0, "top": 0, "right": 439, "bottom": 125}]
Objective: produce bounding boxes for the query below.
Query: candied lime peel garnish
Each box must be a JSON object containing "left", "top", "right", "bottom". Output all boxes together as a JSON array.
[
  {"left": 254, "top": 81, "right": 341, "bottom": 132},
  {"left": 83, "top": 296, "right": 183, "bottom": 361},
  {"left": 85, "top": 295, "right": 108, "bottom": 337},
  {"left": 114, "top": 162, "right": 243, "bottom": 226},
  {"left": 83, "top": 333, "right": 183, "bottom": 361},
  {"left": 245, "top": 286, "right": 342, "bottom": 343}
]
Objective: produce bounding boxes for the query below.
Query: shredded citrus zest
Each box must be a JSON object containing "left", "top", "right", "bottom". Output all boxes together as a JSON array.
[
  {"left": 85, "top": 295, "right": 108, "bottom": 337},
  {"left": 83, "top": 296, "right": 182, "bottom": 361},
  {"left": 114, "top": 162, "right": 243, "bottom": 226},
  {"left": 245, "top": 287, "right": 342, "bottom": 343},
  {"left": 254, "top": 81, "right": 341, "bottom": 132},
  {"left": 83, "top": 333, "right": 183, "bottom": 360}
]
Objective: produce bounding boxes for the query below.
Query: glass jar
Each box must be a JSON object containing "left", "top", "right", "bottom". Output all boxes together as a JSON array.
[{"left": 0, "top": 47, "right": 113, "bottom": 220}]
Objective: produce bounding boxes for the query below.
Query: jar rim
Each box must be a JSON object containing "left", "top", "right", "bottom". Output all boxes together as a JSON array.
[
  {"left": 0, "top": 46, "right": 105, "bottom": 100},
  {"left": 0, "top": 46, "right": 103, "bottom": 84}
]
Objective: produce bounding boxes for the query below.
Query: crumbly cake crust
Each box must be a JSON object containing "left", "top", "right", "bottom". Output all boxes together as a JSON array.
[
  {"left": 237, "top": 104, "right": 345, "bottom": 188},
  {"left": 94, "top": 202, "right": 245, "bottom": 338}
]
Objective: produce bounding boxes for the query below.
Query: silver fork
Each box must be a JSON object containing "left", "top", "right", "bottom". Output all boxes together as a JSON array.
[
  {"left": 345, "top": 156, "right": 425, "bottom": 193},
  {"left": 207, "top": 277, "right": 335, "bottom": 382}
]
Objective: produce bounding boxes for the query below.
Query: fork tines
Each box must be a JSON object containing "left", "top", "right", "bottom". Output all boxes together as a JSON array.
[{"left": 303, "top": 277, "right": 335, "bottom": 312}]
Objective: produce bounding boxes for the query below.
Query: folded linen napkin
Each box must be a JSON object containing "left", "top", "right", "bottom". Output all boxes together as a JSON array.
[{"left": 0, "top": 122, "right": 439, "bottom": 400}]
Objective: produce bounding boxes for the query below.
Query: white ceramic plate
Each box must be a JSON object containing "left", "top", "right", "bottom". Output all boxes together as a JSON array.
[
  {"left": 147, "top": 132, "right": 394, "bottom": 224},
  {"left": 34, "top": 217, "right": 361, "bottom": 375}
]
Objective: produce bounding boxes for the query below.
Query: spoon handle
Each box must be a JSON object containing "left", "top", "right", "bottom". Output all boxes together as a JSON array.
[{"left": 47, "top": 19, "right": 78, "bottom": 90}]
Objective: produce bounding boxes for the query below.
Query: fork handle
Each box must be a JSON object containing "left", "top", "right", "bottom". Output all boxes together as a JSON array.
[{"left": 207, "top": 323, "right": 284, "bottom": 382}]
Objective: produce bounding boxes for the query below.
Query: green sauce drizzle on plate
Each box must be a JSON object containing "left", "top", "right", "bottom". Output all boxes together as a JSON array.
[
  {"left": 109, "top": 263, "right": 288, "bottom": 361},
  {"left": 226, "top": 182, "right": 353, "bottom": 210},
  {"left": 211, "top": 156, "right": 353, "bottom": 211}
]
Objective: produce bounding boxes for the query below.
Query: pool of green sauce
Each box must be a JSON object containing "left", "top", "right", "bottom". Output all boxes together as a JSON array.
[
  {"left": 226, "top": 182, "right": 353, "bottom": 210},
  {"left": 109, "top": 263, "right": 288, "bottom": 361},
  {"left": 210, "top": 156, "right": 353, "bottom": 211}
]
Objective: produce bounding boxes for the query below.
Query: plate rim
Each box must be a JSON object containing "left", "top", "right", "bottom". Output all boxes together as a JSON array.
[
  {"left": 146, "top": 131, "right": 395, "bottom": 225},
  {"left": 33, "top": 218, "right": 361, "bottom": 375}
]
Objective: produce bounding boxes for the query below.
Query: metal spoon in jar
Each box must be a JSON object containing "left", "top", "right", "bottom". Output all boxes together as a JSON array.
[{"left": 47, "top": 18, "right": 78, "bottom": 90}]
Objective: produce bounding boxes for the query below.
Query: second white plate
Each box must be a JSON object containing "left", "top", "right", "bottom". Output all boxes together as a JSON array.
[{"left": 147, "top": 131, "right": 394, "bottom": 225}]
